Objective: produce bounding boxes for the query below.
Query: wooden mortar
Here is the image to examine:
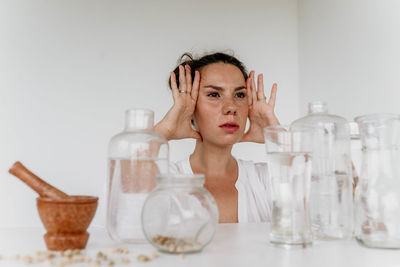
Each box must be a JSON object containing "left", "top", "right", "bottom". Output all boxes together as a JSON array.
[{"left": 9, "top": 161, "right": 98, "bottom": 251}]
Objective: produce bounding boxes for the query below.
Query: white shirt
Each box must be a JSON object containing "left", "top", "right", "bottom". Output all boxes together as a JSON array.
[{"left": 169, "top": 157, "right": 271, "bottom": 223}]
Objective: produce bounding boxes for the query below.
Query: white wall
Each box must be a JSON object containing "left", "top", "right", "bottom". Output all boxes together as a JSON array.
[
  {"left": 0, "top": 0, "right": 299, "bottom": 227},
  {"left": 298, "top": 0, "right": 400, "bottom": 120}
]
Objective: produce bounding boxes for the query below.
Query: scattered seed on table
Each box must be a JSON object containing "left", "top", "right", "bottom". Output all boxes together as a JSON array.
[{"left": 137, "top": 254, "right": 151, "bottom": 262}]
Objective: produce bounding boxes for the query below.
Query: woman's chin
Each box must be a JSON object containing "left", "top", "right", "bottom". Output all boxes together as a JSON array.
[{"left": 206, "top": 135, "right": 243, "bottom": 147}]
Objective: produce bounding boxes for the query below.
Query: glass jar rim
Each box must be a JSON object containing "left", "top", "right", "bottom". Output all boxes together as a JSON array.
[
  {"left": 264, "top": 124, "right": 316, "bottom": 134},
  {"left": 156, "top": 173, "right": 205, "bottom": 185},
  {"left": 125, "top": 108, "right": 154, "bottom": 114},
  {"left": 354, "top": 113, "right": 400, "bottom": 123}
]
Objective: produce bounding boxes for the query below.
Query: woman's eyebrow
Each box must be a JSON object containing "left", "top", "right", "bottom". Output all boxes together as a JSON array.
[
  {"left": 204, "top": 85, "right": 246, "bottom": 91},
  {"left": 235, "top": 86, "right": 246, "bottom": 91}
]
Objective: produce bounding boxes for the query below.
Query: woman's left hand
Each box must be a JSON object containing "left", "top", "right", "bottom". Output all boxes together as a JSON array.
[{"left": 240, "top": 71, "right": 280, "bottom": 143}]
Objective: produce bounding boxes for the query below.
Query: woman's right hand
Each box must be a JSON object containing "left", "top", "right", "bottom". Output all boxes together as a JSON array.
[{"left": 154, "top": 65, "right": 202, "bottom": 140}]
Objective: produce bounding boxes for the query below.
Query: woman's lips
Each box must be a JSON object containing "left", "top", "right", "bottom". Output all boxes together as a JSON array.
[{"left": 219, "top": 123, "right": 239, "bottom": 133}]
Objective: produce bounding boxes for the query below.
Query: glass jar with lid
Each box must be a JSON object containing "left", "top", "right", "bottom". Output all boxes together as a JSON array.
[
  {"left": 107, "top": 108, "right": 169, "bottom": 243},
  {"left": 142, "top": 173, "right": 218, "bottom": 253}
]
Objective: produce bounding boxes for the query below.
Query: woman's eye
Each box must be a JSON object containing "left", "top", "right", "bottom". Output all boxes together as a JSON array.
[
  {"left": 236, "top": 92, "right": 246, "bottom": 98},
  {"left": 207, "top": 92, "right": 220, "bottom": 98}
]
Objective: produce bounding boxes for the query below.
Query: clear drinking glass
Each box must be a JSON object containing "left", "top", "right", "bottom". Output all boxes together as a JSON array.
[
  {"left": 264, "top": 125, "right": 313, "bottom": 247},
  {"left": 142, "top": 174, "right": 218, "bottom": 253},
  {"left": 355, "top": 113, "right": 400, "bottom": 248},
  {"left": 106, "top": 109, "right": 169, "bottom": 243}
]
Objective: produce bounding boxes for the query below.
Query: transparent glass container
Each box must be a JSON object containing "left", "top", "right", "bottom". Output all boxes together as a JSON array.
[
  {"left": 349, "top": 122, "right": 361, "bottom": 196},
  {"left": 290, "top": 101, "right": 353, "bottom": 240},
  {"left": 107, "top": 109, "right": 169, "bottom": 243},
  {"left": 264, "top": 125, "right": 314, "bottom": 248},
  {"left": 142, "top": 174, "right": 218, "bottom": 254},
  {"left": 354, "top": 113, "right": 400, "bottom": 249}
]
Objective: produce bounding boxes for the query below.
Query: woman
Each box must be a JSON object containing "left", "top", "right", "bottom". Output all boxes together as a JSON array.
[{"left": 154, "top": 52, "right": 279, "bottom": 223}]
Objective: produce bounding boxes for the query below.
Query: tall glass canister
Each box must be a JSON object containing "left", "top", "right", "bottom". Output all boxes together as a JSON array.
[
  {"left": 264, "top": 125, "right": 314, "bottom": 247},
  {"left": 355, "top": 113, "right": 400, "bottom": 248},
  {"left": 290, "top": 101, "right": 353, "bottom": 240},
  {"left": 107, "top": 109, "right": 169, "bottom": 243}
]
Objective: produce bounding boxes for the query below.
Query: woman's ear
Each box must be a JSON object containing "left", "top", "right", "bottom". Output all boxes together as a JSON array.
[{"left": 191, "top": 119, "right": 198, "bottom": 131}]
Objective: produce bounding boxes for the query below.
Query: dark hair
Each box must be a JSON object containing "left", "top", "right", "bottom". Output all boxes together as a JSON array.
[{"left": 168, "top": 52, "right": 248, "bottom": 89}]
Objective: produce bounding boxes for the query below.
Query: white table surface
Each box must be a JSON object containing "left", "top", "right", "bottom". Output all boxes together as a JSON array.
[{"left": 0, "top": 223, "right": 399, "bottom": 267}]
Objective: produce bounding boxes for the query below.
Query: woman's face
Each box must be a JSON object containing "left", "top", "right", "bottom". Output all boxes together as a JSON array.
[{"left": 194, "top": 63, "right": 248, "bottom": 146}]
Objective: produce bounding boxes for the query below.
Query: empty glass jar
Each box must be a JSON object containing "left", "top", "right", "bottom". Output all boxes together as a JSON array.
[
  {"left": 107, "top": 109, "right": 169, "bottom": 243},
  {"left": 291, "top": 101, "right": 354, "bottom": 240},
  {"left": 142, "top": 174, "right": 218, "bottom": 253},
  {"left": 355, "top": 113, "right": 400, "bottom": 248}
]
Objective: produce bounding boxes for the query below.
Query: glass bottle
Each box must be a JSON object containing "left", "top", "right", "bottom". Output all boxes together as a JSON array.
[
  {"left": 107, "top": 109, "right": 169, "bottom": 243},
  {"left": 290, "top": 101, "right": 353, "bottom": 240},
  {"left": 349, "top": 122, "right": 361, "bottom": 196},
  {"left": 142, "top": 174, "right": 218, "bottom": 254},
  {"left": 354, "top": 113, "right": 400, "bottom": 248}
]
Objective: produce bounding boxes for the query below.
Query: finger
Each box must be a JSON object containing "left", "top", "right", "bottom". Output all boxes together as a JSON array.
[
  {"left": 178, "top": 65, "right": 187, "bottom": 95},
  {"left": 170, "top": 72, "right": 179, "bottom": 102},
  {"left": 257, "top": 74, "right": 265, "bottom": 101},
  {"left": 246, "top": 75, "right": 252, "bottom": 106},
  {"left": 268, "top": 83, "right": 278, "bottom": 107},
  {"left": 191, "top": 70, "right": 200, "bottom": 101},
  {"left": 250, "top": 71, "right": 257, "bottom": 104},
  {"left": 185, "top": 65, "right": 192, "bottom": 94}
]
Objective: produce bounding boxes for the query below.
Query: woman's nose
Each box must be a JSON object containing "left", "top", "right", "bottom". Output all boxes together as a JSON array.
[{"left": 222, "top": 98, "right": 237, "bottom": 115}]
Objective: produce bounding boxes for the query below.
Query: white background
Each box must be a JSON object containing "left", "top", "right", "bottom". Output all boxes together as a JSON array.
[
  {"left": 1, "top": 0, "right": 399, "bottom": 228},
  {"left": 298, "top": 0, "right": 400, "bottom": 118}
]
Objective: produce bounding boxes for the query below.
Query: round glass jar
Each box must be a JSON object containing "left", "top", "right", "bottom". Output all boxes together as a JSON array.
[{"left": 141, "top": 173, "right": 218, "bottom": 254}]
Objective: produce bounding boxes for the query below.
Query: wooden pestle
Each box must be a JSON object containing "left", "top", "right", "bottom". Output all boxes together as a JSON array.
[{"left": 9, "top": 161, "right": 68, "bottom": 199}]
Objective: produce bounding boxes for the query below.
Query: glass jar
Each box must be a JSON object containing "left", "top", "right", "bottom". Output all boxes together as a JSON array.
[
  {"left": 106, "top": 109, "right": 169, "bottom": 243},
  {"left": 349, "top": 122, "right": 361, "bottom": 196},
  {"left": 355, "top": 113, "right": 400, "bottom": 248},
  {"left": 290, "top": 101, "right": 353, "bottom": 240},
  {"left": 142, "top": 174, "right": 218, "bottom": 254},
  {"left": 264, "top": 125, "right": 314, "bottom": 247}
]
